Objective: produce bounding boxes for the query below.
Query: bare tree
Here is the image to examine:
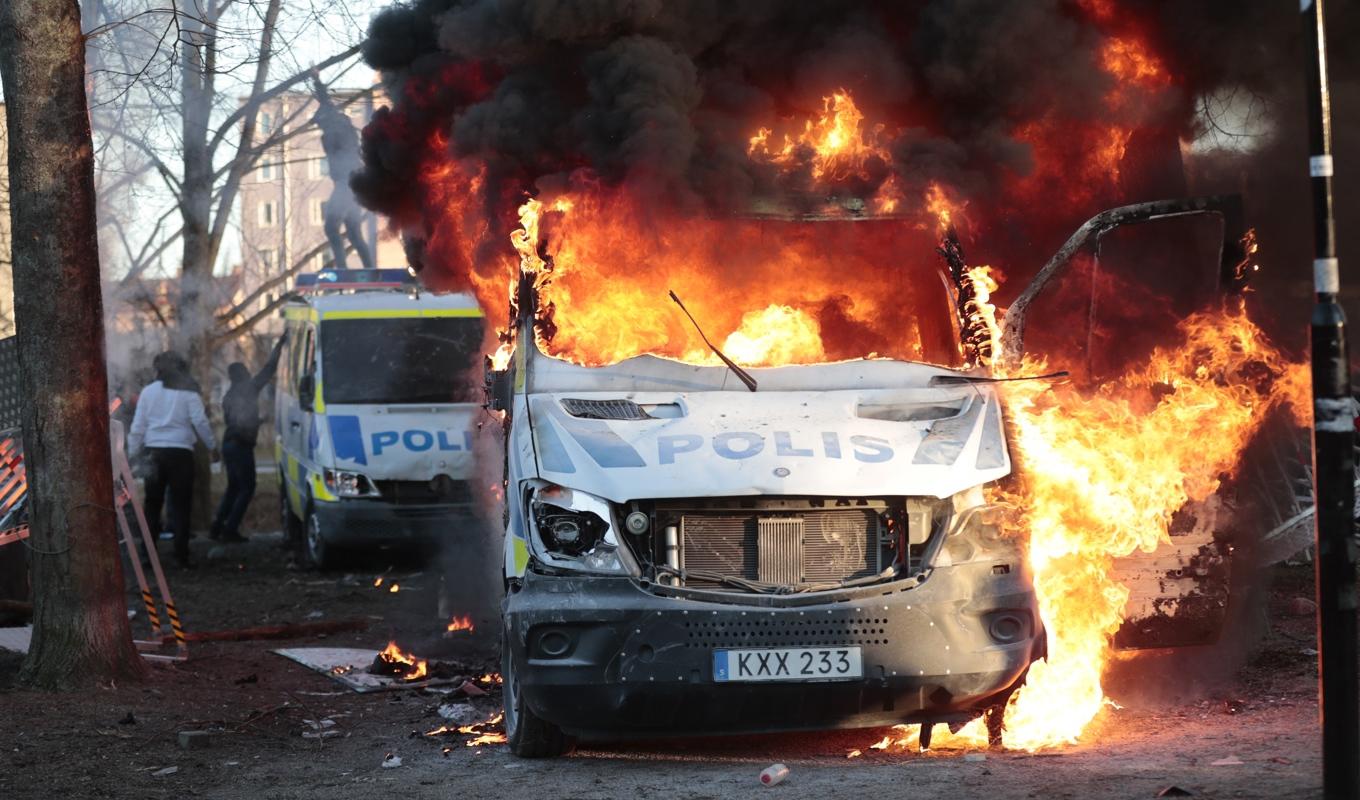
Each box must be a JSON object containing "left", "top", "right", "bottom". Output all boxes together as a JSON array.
[
  {"left": 81, "top": 0, "right": 361, "bottom": 527},
  {"left": 0, "top": 0, "right": 146, "bottom": 687},
  {"left": 83, "top": 0, "right": 361, "bottom": 359}
]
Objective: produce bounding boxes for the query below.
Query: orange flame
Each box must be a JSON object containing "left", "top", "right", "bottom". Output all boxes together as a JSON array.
[
  {"left": 865, "top": 308, "right": 1307, "bottom": 753},
  {"left": 388, "top": 583, "right": 400, "bottom": 594},
  {"left": 378, "top": 641, "right": 429, "bottom": 682},
  {"left": 446, "top": 615, "right": 475, "bottom": 633},
  {"left": 748, "top": 90, "right": 891, "bottom": 181}
]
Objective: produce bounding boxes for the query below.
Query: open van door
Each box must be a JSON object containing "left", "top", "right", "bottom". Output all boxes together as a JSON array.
[{"left": 995, "top": 195, "right": 1268, "bottom": 650}]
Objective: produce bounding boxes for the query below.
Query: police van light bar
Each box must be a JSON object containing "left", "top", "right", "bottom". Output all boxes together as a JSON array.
[{"left": 296, "top": 268, "right": 417, "bottom": 293}]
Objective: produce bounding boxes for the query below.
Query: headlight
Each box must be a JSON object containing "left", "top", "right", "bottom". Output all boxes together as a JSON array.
[
  {"left": 534, "top": 503, "right": 607, "bottom": 556},
  {"left": 528, "top": 484, "right": 630, "bottom": 575},
  {"left": 324, "top": 469, "right": 379, "bottom": 498}
]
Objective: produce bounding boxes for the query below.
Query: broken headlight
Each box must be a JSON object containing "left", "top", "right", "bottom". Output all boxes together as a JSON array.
[
  {"left": 534, "top": 504, "right": 607, "bottom": 556},
  {"left": 529, "top": 485, "right": 630, "bottom": 575}
]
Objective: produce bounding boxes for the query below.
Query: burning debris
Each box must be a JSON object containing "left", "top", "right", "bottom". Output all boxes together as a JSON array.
[
  {"left": 426, "top": 712, "right": 507, "bottom": 748},
  {"left": 445, "top": 615, "right": 474, "bottom": 633},
  {"left": 371, "top": 641, "right": 429, "bottom": 682}
]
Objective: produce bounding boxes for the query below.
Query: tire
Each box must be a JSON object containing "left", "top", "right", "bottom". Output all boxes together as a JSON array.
[
  {"left": 305, "top": 505, "right": 339, "bottom": 570},
  {"left": 503, "top": 629, "right": 574, "bottom": 758}
]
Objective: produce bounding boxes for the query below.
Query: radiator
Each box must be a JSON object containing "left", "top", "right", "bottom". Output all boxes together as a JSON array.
[{"left": 679, "top": 509, "right": 880, "bottom": 586}]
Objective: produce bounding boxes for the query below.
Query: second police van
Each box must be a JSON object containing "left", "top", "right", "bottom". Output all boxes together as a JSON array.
[{"left": 275, "top": 269, "right": 485, "bottom": 567}]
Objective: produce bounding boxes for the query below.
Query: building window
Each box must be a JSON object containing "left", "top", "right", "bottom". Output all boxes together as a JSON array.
[
  {"left": 258, "top": 201, "right": 276, "bottom": 227},
  {"left": 308, "top": 156, "right": 328, "bottom": 179},
  {"left": 312, "top": 251, "right": 330, "bottom": 272},
  {"left": 259, "top": 111, "right": 273, "bottom": 135},
  {"left": 260, "top": 249, "right": 276, "bottom": 271},
  {"left": 259, "top": 160, "right": 275, "bottom": 181},
  {"left": 310, "top": 199, "right": 327, "bottom": 226}
]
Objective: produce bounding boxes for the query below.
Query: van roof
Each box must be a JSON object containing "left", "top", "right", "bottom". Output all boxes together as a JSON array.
[{"left": 285, "top": 290, "right": 483, "bottom": 318}]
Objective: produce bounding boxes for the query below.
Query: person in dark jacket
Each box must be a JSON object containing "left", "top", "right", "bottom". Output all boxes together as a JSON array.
[{"left": 210, "top": 334, "right": 286, "bottom": 542}]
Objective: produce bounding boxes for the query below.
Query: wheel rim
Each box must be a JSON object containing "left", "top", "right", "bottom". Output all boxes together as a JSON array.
[{"left": 502, "top": 639, "right": 520, "bottom": 738}]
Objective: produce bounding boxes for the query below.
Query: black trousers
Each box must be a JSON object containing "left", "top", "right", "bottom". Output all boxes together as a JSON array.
[{"left": 143, "top": 447, "right": 196, "bottom": 560}]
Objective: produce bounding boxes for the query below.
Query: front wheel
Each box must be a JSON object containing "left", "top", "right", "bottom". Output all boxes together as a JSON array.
[
  {"left": 503, "top": 629, "right": 574, "bottom": 758},
  {"left": 305, "top": 506, "right": 339, "bottom": 570}
]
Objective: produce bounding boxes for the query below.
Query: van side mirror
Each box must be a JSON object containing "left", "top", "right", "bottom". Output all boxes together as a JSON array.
[{"left": 299, "top": 374, "right": 316, "bottom": 412}]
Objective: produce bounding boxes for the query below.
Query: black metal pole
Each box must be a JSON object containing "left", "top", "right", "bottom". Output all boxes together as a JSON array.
[{"left": 1302, "top": 2, "right": 1358, "bottom": 798}]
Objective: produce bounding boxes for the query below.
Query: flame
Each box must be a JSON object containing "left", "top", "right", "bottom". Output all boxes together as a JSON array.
[
  {"left": 703, "top": 305, "right": 825, "bottom": 367},
  {"left": 428, "top": 712, "right": 508, "bottom": 747},
  {"left": 925, "top": 183, "right": 962, "bottom": 230},
  {"left": 490, "top": 185, "right": 949, "bottom": 368},
  {"left": 863, "top": 307, "right": 1307, "bottom": 753},
  {"left": 963, "top": 266, "right": 1003, "bottom": 368},
  {"left": 748, "top": 90, "right": 891, "bottom": 182},
  {"left": 388, "top": 583, "right": 400, "bottom": 594},
  {"left": 1102, "top": 37, "right": 1170, "bottom": 88},
  {"left": 373, "top": 577, "right": 383, "bottom": 587},
  {"left": 446, "top": 615, "right": 475, "bottom": 633},
  {"left": 378, "top": 641, "right": 429, "bottom": 682}
]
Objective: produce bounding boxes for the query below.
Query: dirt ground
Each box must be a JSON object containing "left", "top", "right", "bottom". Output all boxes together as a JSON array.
[{"left": 0, "top": 506, "right": 1333, "bottom": 799}]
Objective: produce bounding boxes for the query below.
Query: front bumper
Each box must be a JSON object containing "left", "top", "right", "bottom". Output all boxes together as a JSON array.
[
  {"left": 504, "top": 563, "right": 1043, "bottom": 739},
  {"left": 312, "top": 499, "right": 475, "bottom": 548}
]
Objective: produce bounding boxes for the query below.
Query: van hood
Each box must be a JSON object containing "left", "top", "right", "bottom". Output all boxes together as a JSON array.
[
  {"left": 319, "top": 404, "right": 479, "bottom": 481},
  {"left": 524, "top": 387, "right": 1009, "bottom": 503}
]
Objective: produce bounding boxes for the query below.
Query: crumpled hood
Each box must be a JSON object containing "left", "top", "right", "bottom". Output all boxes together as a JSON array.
[{"left": 524, "top": 387, "right": 1009, "bottom": 502}]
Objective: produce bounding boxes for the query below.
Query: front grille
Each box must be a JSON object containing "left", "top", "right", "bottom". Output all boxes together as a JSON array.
[
  {"left": 683, "top": 615, "right": 892, "bottom": 649},
  {"left": 680, "top": 509, "right": 881, "bottom": 587},
  {"left": 373, "top": 479, "right": 472, "bottom": 506}
]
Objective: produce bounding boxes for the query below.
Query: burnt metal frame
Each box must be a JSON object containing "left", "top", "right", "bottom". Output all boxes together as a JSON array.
[{"left": 996, "top": 195, "right": 1248, "bottom": 368}]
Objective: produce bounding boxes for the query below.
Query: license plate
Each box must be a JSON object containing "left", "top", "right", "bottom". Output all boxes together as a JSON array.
[{"left": 712, "top": 646, "right": 863, "bottom": 683}]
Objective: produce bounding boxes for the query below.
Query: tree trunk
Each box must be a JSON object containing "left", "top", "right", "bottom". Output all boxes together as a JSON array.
[
  {"left": 0, "top": 0, "right": 146, "bottom": 686},
  {"left": 177, "top": 6, "right": 218, "bottom": 533}
]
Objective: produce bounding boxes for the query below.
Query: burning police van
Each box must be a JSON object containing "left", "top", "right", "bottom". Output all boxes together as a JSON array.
[
  {"left": 491, "top": 196, "right": 1257, "bottom": 757},
  {"left": 275, "top": 269, "right": 484, "bottom": 568}
]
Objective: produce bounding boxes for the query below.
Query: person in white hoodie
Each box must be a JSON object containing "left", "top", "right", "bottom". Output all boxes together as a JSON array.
[{"left": 128, "top": 352, "right": 218, "bottom": 568}]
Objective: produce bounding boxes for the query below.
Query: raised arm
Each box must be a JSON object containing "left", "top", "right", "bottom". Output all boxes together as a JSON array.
[{"left": 253, "top": 332, "right": 288, "bottom": 392}]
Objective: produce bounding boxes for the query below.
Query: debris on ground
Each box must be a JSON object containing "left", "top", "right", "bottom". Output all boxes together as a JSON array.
[
  {"left": 963, "top": 753, "right": 988, "bottom": 762},
  {"left": 1157, "top": 787, "right": 1193, "bottom": 797},
  {"left": 381, "top": 753, "right": 402, "bottom": 769},
  {"left": 177, "top": 730, "right": 214, "bottom": 750},
  {"left": 1210, "top": 755, "right": 1244, "bottom": 766},
  {"left": 117, "top": 712, "right": 137, "bottom": 726},
  {"left": 150, "top": 766, "right": 179, "bottom": 777},
  {"left": 437, "top": 703, "right": 483, "bottom": 725},
  {"left": 759, "top": 763, "right": 789, "bottom": 786},
  {"left": 302, "top": 718, "right": 342, "bottom": 739}
]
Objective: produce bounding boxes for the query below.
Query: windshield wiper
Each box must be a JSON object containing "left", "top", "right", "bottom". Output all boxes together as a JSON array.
[
  {"left": 929, "top": 370, "right": 1069, "bottom": 386},
  {"left": 668, "top": 291, "right": 758, "bottom": 392}
]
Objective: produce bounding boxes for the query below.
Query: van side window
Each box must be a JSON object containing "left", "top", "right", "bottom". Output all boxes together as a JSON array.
[
  {"left": 279, "top": 321, "right": 298, "bottom": 389},
  {"left": 297, "top": 326, "right": 316, "bottom": 390}
]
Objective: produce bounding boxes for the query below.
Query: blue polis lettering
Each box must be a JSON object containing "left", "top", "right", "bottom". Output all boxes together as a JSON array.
[
  {"left": 372, "top": 429, "right": 470, "bottom": 456},
  {"left": 655, "top": 431, "right": 893, "bottom": 464}
]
